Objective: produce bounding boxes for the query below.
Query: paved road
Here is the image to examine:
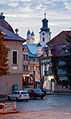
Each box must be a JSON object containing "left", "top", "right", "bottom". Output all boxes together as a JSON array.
[{"left": 0, "top": 95, "right": 71, "bottom": 119}]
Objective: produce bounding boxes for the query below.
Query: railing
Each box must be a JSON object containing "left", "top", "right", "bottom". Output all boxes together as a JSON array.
[{"left": 0, "top": 102, "right": 16, "bottom": 113}]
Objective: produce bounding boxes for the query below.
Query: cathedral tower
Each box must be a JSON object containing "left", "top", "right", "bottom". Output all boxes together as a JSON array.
[{"left": 26, "top": 30, "right": 35, "bottom": 44}]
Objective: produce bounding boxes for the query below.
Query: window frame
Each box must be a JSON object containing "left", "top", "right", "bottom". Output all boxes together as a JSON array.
[{"left": 12, "top": 50, "right": 18, "bottom": 65}]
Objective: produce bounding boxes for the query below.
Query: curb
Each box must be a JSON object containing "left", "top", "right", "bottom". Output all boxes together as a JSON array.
[
  {"left": 0, "top": 110, "right": 19, "bottom": 115},
  {"left": 46, "top": 92, "right": 71, "bottom": 95}
]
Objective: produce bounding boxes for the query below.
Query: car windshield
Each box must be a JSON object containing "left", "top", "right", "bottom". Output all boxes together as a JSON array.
[
  {"left": 21, "top": 92, "right": 28, "bottom": 94},
  {"left": 34, "top": 89, "right": 42, "bottom": 93}
]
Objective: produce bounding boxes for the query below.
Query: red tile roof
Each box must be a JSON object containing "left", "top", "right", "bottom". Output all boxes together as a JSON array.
[{"left": 47, "top": 31, "right": 71, "bottom": 46}]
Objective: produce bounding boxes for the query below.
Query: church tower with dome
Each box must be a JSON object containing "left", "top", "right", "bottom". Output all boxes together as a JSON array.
[
  {"left": 39, "top": 13, "right": 51, "bottom": 46},
  {"left": 26, "top": 30, "right": 35, "bottom": 44}
]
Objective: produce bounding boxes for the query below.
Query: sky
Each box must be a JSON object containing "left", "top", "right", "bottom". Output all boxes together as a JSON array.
[{"left": 0, "top": 0, "right": 71, "bottom": 43}]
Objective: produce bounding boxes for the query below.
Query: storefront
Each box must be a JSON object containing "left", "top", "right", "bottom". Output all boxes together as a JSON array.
[{"left": 22, "top": 74, "right": 33, "bottom": 88}]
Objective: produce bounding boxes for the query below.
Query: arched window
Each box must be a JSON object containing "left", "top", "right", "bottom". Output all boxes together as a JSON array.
[{"left": 43, "top": 38, "right": 45, "bottom": 42}]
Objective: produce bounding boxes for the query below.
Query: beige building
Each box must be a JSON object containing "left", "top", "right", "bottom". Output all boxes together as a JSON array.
[{"left": 0, "top": 13, "right": 25, "bottom": 95}]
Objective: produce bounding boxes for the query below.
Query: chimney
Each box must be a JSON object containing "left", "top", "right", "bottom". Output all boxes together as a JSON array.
[
  {"left": 0, "top": 12, "right": 5, "bottom": 20},
  {"left": 15, "top": 28, "right": 19, "bottom": 35}
]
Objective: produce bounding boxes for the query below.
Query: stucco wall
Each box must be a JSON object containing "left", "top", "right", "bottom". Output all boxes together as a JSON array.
[
  {"left": 4, "top": 40, "right": 23, "bottom": 73},
  {"left": 0, "top": 40, "right": 23, "bottom": 94},
  {"left": 0, "top": 73, "right": 22, "bottom": 94}
]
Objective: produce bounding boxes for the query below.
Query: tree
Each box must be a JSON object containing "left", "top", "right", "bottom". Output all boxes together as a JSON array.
[{"left": 0, "top": 30, "right": 9, "bottom": 76}]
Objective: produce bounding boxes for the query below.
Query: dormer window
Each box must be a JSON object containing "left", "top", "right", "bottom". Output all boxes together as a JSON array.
[{"left": 65, "top": 49, "right": 69, "bottom": 53}]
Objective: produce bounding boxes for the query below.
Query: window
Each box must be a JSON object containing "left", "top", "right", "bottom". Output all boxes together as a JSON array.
[
  {"left": 48, "top": 66, "right": 52, "bottom": 74},
  {"left": 23, "top": 65, "right": 28, "bottom": 71},
  {"left": 23, "top": 54, "right": 25, "bottom": 60},
  {"left": 59, "top": 77, "right": 68, "bottom": 81},
  {"left": 59, "top": 61, "right": 66, "bottom": 65},
  {"left": 23, "top": 55, "right": 28, "bottom": 61},
  {"left": 13, "top": 51, "right": 17, "bottom": 64},
  {"left": 36, "top": 66, "right": 39, "bottom": 71},
  {"left": 43, "top": 38, "right": 45, "bottom": 42},
  {"left": 30, "top": 66, "right": 33, "bottom": 71},
  {"left": 26, "top": 55, "right": 28, "bottom": 60},
  {"left": 57, "top": 68, "right": 67, "bottom": 74}
]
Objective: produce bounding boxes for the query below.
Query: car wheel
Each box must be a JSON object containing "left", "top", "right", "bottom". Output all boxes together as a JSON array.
[
  {"left": 16, "top": 97, "right": 18, "bottom": 101},
  {"left": 41, "top": 97, "right": 43, "bottom": 99},
  {"left": 34, "top": 96, "right": 36, "bottom": 99},
  {"left": 8, "top": 96, "right": 11, "bottom": 101},
  {"left": 26, "top": 99, "right": 29, "bottom": 101}
]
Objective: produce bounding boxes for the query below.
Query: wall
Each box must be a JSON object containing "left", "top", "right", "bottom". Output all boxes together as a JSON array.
[{"left": 0, "top": 40, "right": 23, "bottom": 94}]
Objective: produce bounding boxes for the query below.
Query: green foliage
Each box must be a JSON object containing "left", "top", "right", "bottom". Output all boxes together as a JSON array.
[{"left": 0, "top": 30, "right": 9, "bottom": 76}]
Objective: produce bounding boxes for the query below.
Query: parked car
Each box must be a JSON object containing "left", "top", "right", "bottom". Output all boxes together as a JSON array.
[
  {"left": 8, "top": 90, "right": 30, "bottom": 101},
  {"left": 28, "top": 89, "right": 45, "bottom": 99}
]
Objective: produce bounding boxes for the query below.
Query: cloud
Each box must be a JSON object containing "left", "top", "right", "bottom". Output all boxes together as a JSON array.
[
  {"left": 64, "top": 2, "right": 71, "bottom": 10},
  {"left": 0, "top": 0, "right": 9, "bottom": 4},
  {"left": 8, "top": 2, "right": 19, "bottom": 7}
]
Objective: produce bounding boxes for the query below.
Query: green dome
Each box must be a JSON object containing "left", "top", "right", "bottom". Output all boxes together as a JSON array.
[
  {"left": 31, "top": 31, "right": 34, "bottom": 36},
  {"left": 27, "top": 29, "right": 30, "bottom": 36}
]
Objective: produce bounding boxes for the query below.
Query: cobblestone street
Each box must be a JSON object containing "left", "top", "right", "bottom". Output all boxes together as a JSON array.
[{"left": 0, "top": 95, "right": 71, "bottom": 119}]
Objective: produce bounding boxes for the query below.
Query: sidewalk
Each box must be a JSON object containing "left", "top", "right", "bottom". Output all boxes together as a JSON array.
[
  {"left": 54, "top": 88, "right": 71, "bottom": 95},
  {"left": 45, "top": 88, "right": 71, "bottom": 95},
  {"left": 0, "top": 97, "right": 8, "bottom": 102}
]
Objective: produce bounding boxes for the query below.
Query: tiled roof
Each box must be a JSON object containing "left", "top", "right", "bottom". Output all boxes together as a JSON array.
[
  {"left": 0, "top": 14, "right": 25, "bottom": 42},
  {"left": 24, "top": 44, "right": 37, "bottom": 55},
  {"left": 47, "top": 31, "right": 71, "bottom": 46},
  {"left": 23, "top": 44, "right": 45, "bottom": 55},
  {"left": 0, "top": 26, "right": 25, "bottom": 42},
  {"left": 0, "top": 18, "right": 14, "bottom": 33},
  {"left": 51, "top": 43, "right": 71, "bottom": 56}
]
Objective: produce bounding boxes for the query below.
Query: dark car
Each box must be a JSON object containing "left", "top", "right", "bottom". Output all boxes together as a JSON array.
[{"left": 28, "top": 89, "right": 45, "bottom": 99}]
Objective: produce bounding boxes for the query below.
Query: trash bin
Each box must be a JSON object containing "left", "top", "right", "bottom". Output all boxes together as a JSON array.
[{"left": 13, "top": 85, "right": 18, "bottom": 93}]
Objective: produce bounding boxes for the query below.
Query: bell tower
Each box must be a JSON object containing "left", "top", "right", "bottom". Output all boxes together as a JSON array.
[{"left": 39, "top": 13, "right": 51, "bottom": 46}]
